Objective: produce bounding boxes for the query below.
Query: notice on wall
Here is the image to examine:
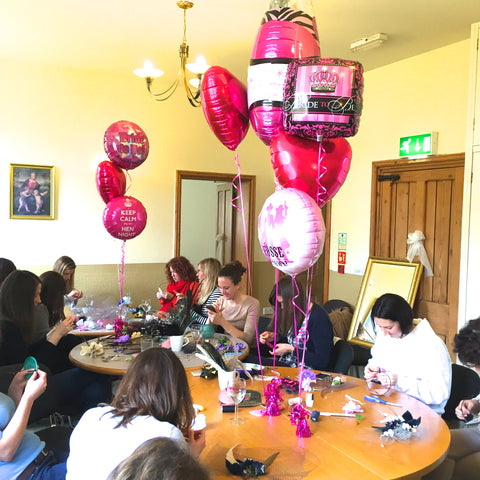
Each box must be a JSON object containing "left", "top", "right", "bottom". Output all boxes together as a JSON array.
[{"left": 338, "top": 233, "right": 347, "bottom": 273}]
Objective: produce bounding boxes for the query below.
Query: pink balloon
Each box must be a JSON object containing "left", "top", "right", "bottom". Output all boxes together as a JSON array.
[
  {"left": 248, "top": 18, "right": 321, "bottom": 146},
  {"left": 104, "top": 121, "right": 149, "bottom": 170},
  {"left": 270, "top": 132, "right": 352, "bottom": 207},
  {"left": 95, "top": 160, "right": 126, "bottom": 204},
  {"left": 103, "top": 196, "right": 147, "bottom": 240},
  {"left": 258, "top": 188, "right": 325, "bottom": 276},
  {"left": 201, "top": 66, "right": 249, "bottom": 151}
]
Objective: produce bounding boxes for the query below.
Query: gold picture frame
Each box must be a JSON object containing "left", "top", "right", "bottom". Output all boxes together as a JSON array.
[
  {"left": 347, "top": 257, "right": 423, "bottom": 348},
  {"left": 10, "top": 164, "right": 55, "bottom": 220}
]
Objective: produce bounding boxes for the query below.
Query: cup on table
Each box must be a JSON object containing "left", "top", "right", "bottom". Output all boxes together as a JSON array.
[
  {"left": 140, "top": 335, "right": 154, "bottom": 352},
  {"left": 218, "top": 369, "right": 238, "bottom": 391},
  {"left": 170, "top": 335, "right": 188, "bottom": 352}
]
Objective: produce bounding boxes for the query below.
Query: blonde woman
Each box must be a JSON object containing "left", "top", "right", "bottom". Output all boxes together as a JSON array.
[
  {"left": 190, "top": 258, "right": 221, "bottom": 326},
  {"left": 53, "top": 256, "right": 83, "bottom": 308}
]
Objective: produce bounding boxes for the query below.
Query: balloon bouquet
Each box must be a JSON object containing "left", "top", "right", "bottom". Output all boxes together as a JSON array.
[
  {"left": 200, "top": 0, "right": 364, "bottom": 439},
  {"left": 96, "top": 120, "right": 149, "bottom": 312}
]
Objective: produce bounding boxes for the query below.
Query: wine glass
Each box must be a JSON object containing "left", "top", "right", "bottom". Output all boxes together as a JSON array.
[
  {"left": 227, "top": 376, "right": 247, "bottom": 425},
  {"left": 139, "top": 299, "right": 152, "bottom": 316}
]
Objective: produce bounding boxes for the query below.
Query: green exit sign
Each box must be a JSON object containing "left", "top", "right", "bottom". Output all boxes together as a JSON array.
[{"left": 399, "top": 132, "right": 437, "bottom": 158}]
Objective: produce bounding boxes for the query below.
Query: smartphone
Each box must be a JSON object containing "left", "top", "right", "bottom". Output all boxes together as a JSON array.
[
  {"left": 205, "top": 305, "right": 216, "bottom": 312},
  {"left": 316, "top": 372, "right": 332, "bottom": 380}
]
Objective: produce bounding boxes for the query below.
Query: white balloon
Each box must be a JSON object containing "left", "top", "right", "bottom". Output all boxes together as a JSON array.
[{"left": 258, "top": 187, "right": 325, "bottom": 275}]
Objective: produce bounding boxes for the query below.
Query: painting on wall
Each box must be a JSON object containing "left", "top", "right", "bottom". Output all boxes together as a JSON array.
[{"left": 10, "top": 164, "right": 55, "bottom": 220}]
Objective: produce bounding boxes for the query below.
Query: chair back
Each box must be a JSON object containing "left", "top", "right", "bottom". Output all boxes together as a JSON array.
[
  {"left": 442, "top": 363, "right": 480, "bottom": 420},
  {"left": 330, "top": 340, "right": 354, "bottom": 374}
]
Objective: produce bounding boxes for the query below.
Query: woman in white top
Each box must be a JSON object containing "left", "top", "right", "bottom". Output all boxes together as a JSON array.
[
  {"left": 207, "top": 261, "right": 260, "bottom": 347},
  {"left": 66, "top": 348, "right": 205, "bottom": 480},
  {"left": 364, "top": 293, "right": 451, "bottom": 415}
]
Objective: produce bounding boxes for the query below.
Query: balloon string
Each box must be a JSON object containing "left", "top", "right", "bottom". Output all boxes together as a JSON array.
[
  {"left": 316, "top": 141, "right": 327, "bottom": 206},
  {"left": 273, "top": 268, "right": 280, "bottom": 369},
  {"left": 124, "top": 170, "right": 132, "bottom": 195},
  {"left": 118, "top": 241, "right": 126, "bottom": 303},
  {"left": 232, "top": 153, "right": 262, "bottom": 385}
]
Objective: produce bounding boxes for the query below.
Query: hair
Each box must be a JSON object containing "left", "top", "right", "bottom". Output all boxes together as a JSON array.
[
  {"left": 109, "top": 348, "right": 195, "bottom": 431},
  {"left": 0, "top": 258, "right": 16, "bottom": 287},
  {"left": 370, "top": 293, "right": 414, "bottom": 335},
  {"left": 0, "top": 270, "right": 40, "bottom": 344},
  {"left": 165, "top": 257, "right": 197, "bottom": 284},
  {"left": 107, "top": 437, "right": 211, "bottom": 480},
  {"left": 53, "top": 255, "right": 76, "bottom": 293},
  {"left": 268, "top": 275, "right": 307, "bottom": 337},
  {"left": 453, "top": 317, "right": 480, "bottom": 367},
  {"left": 218, "top": 260, "right": 246, "bottom": 286},
  {"left": 40, "top": 270, "right": 67, "bottom": 327},
  {"left": 197, "top": 258, "right": 221, "bottom": 304}
]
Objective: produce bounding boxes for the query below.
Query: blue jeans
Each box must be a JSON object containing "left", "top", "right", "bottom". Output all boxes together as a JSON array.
[
  {"left": 28, "top": 451, "right": 66, "bottom": 480},
  {"left": 53, "top": 368, "right": 111, "bottom": 414}
]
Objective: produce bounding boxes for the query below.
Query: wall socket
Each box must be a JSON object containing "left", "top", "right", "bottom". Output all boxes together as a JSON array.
[{"left": 262, "top": 306, "right": 274, "bottom": 316}]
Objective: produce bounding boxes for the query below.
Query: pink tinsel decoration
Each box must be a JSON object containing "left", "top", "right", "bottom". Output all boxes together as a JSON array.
[
  {"left": 289, "top": 403, "right": 311, "bottom": 438},
  {"left": 263, "top": 378, "right": 283, "bottom": 416},
  {"left": 114, "top": 318, "right": 126, "bottom": 338}
]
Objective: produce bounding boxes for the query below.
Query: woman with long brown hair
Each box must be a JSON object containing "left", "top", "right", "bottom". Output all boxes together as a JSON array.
[{"left": 66, "top": 348, "right": 206, "bottom": 480}]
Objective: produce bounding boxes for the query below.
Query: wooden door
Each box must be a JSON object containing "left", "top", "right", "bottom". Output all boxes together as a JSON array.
[{"left": 371, "top": 154, "right": 464, "bottom": 358}]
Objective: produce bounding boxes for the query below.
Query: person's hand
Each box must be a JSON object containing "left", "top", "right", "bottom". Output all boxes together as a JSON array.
[
  {"left": 364, "top": 364, "right": 381, "bottom": 381},
  {"left": 7, "top": 370, "right": 31, "bottom": 405},
  {"left": 207, "top": 307, "right": 224, "bottom": 326},
  {"left": 259, "top": 331, "right": 274, "bottom": 344},
  {"left": 270, "top": 343, "right": 294, "bottom": 356},
  {"left": 455, "top": 399, "right": 480, "bottom": 420},
  {"left": 56, "top": 316, "right": 75, "bottom": 336},
  {"left": 377, "top": 371, "right": 397, "bottom": 386},
  {"left": 23, "top": 369, "right": 47, "bottom": 402},
  {"left": 185, "top": 428, "right": 206, "bottom": 458},
  {"left": 67, "top": 290, "right": 83, "bottom": 300}
]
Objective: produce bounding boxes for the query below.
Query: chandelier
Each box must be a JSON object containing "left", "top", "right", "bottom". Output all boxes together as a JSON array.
[{"left": 133, "top": 1, "right": 210, "bottom": 107}]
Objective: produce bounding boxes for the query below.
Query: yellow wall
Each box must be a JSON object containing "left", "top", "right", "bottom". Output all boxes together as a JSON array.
[{"left": 0, "top": 39, "right": 472, "bottom": 310}]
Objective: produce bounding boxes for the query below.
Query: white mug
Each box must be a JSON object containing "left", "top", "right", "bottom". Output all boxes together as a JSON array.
[
  {"left": 218, "top": 369, "right": 239, "bottom": 391},
  {"left": 170, "top": 335, "right": 188, "bottom": 352}
]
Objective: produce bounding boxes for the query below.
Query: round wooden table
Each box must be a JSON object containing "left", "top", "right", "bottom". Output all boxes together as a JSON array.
[
  {"left": 69, "top": 334, "right": 249, "bottom": 376},
  {"left": 189, "top": 366, "right": 450, "bottom": 480}
]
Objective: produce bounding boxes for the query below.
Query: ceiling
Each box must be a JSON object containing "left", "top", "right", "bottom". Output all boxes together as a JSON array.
[{"left": 2, "top": 0, "right": 480, "bottom": 83}]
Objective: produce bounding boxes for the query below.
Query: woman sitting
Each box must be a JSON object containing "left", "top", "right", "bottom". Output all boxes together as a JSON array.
[
  {"left": 190, "top": 258, "right": 221, "bottom": 327},
  {"left": 107, "top": 437, "right": 211, "bottom": 480},
  {"left": 157, "top": 257, "right": 198, "bottom": 316},
  {"left": 0, "top": 367, "right": 69, "bottom": 480},
  {"left": 66, "top": 348, "right": 206, "bottom": 480},
  {"left": 53, "top": 256, "right": 83, "bottom": 309},
  {"left": 425, "top": 317, "right": 480, "bottom": 480},
  {"left": 207, "top": 261, "right": 260, "bottom": 347},
  {"left": 364, "top": 293, "right": 451, "bottom": 415},
  {"left": 258, "top": 276, "right": 333, "bottom": 371},
  {"left": 0, "top": 258, "right": 16, "bottom": 288},
  {"left": 0, "top": 270, "right": 110, "bottom": 413}
]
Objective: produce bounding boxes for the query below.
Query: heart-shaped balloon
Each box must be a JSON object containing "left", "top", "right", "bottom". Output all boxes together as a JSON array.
[
  {"left": 270, "top": 132, "right": 352, "bottom": 207},
  {"left": 96, "top": 160, "right": 126, "bottom": 204},
  {"left": 201, "top": 66, "right": 249, "bottom": 151},
  {"left": 104, "top": 120, "right": 149, "bottom": 170}
]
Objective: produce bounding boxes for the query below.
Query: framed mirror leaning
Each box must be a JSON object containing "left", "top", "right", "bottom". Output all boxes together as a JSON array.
[{"left": 347, "top": 257, "right": 423, "bottom": 348}]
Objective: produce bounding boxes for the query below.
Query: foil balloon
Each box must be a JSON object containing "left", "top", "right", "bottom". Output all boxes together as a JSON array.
[
  {"left": 270, "top": 132, "right": 352, "bottom": 207},
  {"left": 258, "top": 187, "right": 325, "bottom": 276},
  {"left": 201, "top": 66, "right": 249, "bottom": 151},
  {"left": 104, "top": 120, "right": 149, "bottom": 170},
  {"left": 283, "top": 57, "right": 364, "bottom": 140},
  {"left": 248, "top": 6, "right": 320, "bottom": 146},
  {"left": 95, "top": 160, "right": 127, "bottom": 204},
  {"left": 103, "top": 195, "right": 147, "bottom": 240}
]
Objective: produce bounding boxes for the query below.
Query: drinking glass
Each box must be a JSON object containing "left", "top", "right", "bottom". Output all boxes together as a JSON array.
[
  {"left": 139, "top": 299, "right": 152, "bottom": 315},
  {"left": 227, "top": 376, "right": 247, "bottom": 425}
]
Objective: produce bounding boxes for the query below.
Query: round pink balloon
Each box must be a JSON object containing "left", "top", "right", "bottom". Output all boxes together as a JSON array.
[
  {"left": 258, "top": 187, "right": 325, "bottom": 276},
  {"left": 248, "top": 20, "right": 321, "bottom": 146},
  {"left": 104, "top": 121, "right": 149, "bottom": 170},
  {"left": 270, "top": 132, "right": 352, "bottom": 207},
  {"left": 95, "top": 160, "right": 126, "bottom": 204},
  {"left": 103, "top": 195, "right": 147, "bottom": 240},
  {"left": 201, "top": 66, "right": 249, "bottom": 151}
]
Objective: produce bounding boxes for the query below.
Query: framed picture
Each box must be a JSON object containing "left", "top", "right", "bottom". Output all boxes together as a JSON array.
[
  {"left": 10, "top": 164, "right": 55, "bottom": 220},
  {"left": 347, "top": 257, "right": 423, "bottom": 348}
]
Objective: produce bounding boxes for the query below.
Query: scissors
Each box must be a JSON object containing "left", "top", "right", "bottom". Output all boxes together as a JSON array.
[{"left": 364, "top": 395, "right": 402, "bottom": 407}]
